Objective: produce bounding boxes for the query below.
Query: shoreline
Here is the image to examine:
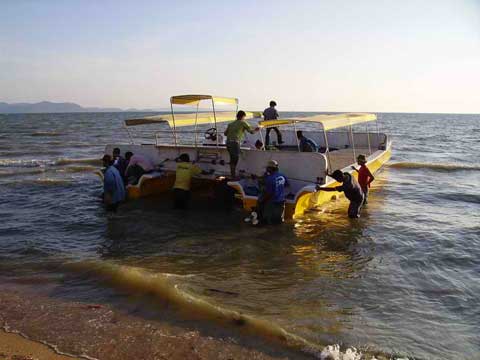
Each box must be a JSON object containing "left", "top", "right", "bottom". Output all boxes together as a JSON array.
[
  {"left": 0, "top": 330, "right": 78, "bottom": 360},
  {"left": 0, "top": 285, "right": 312, "bottom": 360}
]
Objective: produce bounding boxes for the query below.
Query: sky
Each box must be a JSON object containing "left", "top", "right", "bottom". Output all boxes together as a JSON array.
[{"left": 1, "top": 0, "right": 480, "bottom": 113}]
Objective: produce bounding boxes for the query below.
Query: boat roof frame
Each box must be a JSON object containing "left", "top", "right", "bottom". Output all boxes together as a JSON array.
[{"left": 259, "top": 113, "right": 377, "bottom": 132}]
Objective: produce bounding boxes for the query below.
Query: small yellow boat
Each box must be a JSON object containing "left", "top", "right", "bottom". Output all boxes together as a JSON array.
[{"left": 103, "top": 94, "right": 391, "bottom": 219}]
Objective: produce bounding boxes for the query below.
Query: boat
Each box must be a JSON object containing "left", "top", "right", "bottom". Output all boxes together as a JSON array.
[{"left": 103, "top": 94, "right": 391, "bottom": 218}]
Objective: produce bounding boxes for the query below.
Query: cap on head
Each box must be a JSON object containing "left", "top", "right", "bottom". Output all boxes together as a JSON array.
[
  {"left": 357, "top": 154, "right": 366, "bottom": 163},
  {"left": 267, "top": 160, "right": 279, "bottom": 169},
  {"left": 331, "top": 170, "right": 344, "bottom": 181},
  {"left": 269, "top": 100, "right": 277, "bottom": 107}
]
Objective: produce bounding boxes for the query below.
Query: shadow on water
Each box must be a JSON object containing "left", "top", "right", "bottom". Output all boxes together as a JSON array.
[{"left": 64, "top": 190, "right": 384, "bottom": 353}]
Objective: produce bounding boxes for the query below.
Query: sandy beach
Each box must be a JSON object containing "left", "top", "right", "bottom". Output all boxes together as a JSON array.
[
  {"left": 0, "top": 331, "right": 76, "bottom": 360},
  {"left": 0, "top": 286, "right": 311, "bottom": 360}
]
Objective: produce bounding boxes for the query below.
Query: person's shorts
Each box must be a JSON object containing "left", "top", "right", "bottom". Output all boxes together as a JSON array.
[{"left": 227, "top": 141, "right": 241, "bottom": 165}]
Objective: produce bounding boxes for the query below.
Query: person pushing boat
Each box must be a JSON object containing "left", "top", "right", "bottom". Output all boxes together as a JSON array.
[
  {"left": 102, "top": 154, "right": 126, "bottom": 212},
  {"left": 316, "top": 169, "right": 364, "bottom": 218},
  {"left": 173, "top": 153, "right": 213, "bottom": 209},
  {"left": 259, "top": 160, "right": 288, "bottom": 224}
]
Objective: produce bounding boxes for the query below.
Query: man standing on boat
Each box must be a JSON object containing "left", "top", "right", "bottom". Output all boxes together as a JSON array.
[
  {"left": 263, "top": 101, "right": 283, "bottom": 146},
  {"left": 316, "top": 170, "right": 364, "bottom": 218},
  {"left": 224, "top": 110, "right": 260, "bottom": 178}
]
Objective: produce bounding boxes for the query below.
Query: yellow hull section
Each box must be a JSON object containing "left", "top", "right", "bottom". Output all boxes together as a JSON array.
[
  {"left": 236, "top": 146, "right": 392, "bottom": 219},
  {"left": 292, "top": 146, "right": 392, "bottom": 218}
]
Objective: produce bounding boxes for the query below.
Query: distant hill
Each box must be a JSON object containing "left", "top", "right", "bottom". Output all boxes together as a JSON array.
[{"left": 0, "top": 101, "right": 164, "bottom": 113}]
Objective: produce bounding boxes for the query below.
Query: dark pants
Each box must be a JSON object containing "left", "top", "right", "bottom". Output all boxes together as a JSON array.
[
  {"left": 263, "top": 200, "right": 285, "bottom": 224},
  {"left": 226, "top": 141, "right": 241, "bottom": 165},
  {"left": 173, "top": 188, "right": 191, "bottom": 209},
  {"left": 265, "top": 127, "right": 283, "bottom": 146},
  {"left": 106, "top": 203, "right": 119, "bottom": 212},
  {"left": 348, "top": 197, "right": 364, "bottom": 218}
]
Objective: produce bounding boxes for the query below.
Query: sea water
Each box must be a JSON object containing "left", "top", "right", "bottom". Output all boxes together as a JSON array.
[{"left": 0, "top": 112, "right": 479, "bottom": 359}]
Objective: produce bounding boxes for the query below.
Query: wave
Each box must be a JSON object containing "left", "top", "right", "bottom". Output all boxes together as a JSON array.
[
  {"left": 0, "top": 168, "right": 46, "bottom": 178},
  {"left": 67, "top": 261, "right": 323, "bottom": 355},
  {"left": 55, "top": 157, "right": 101, "bottom": 166},
  {"left": 60, "top": 165, "right": 97, "bottom": 173},
  {"left": 0, "top": 159, "right": 47, "bottom": 168},
  {"left": 30, "top": 131, "right": 64, "bottom": 137},
  {"left": 436, "top": 193, "right": 480, "bottom": 205},
  {"left": 2, "top": 178, "right": 73, "bottom": 186},
  {"left": 0, "top": 150, "right": 63, "bottom": 157},
  {"left": 388, "top": 161, "right": 480, "bottom": 172},
  {"left": 65, "top": 261, "right": 399, "bottom": 359}
]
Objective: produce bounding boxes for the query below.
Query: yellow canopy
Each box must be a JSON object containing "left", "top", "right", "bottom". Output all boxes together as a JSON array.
[
  {"left": 170, "top": 95, "right": 238, "bottom": 106},
  {"left": 259, "top": 113, "right": 377, "bottom": 131},
  {"left": 125, "top": 111, "right": 257, "bottom": 128}
]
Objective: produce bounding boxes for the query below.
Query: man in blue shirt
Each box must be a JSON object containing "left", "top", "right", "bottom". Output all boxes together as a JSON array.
[
  {"left": 103, "top": 155, "right": 126, "bottom": 212},
  {"left": 260, "top": 160, "right": 288, "bottom": 224},
  {"left": 296, "top": 131, "right": 318, "bottom": 152}
]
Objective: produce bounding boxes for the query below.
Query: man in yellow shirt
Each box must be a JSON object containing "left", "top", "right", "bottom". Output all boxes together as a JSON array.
[{"left": 173, "top": 153, "right": 212, "bottom": 209}]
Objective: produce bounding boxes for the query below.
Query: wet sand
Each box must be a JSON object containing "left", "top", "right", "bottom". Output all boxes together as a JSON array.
[
  {"left": 0, "top": 331, "right": 76, "bottom": 360},
  {"left": 0, "top": 287, "right": 311, "bottom": 360}
]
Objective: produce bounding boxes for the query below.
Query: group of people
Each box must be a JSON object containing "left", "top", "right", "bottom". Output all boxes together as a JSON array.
[
  {"left": 102, "top": 100, "right": 375, "bottom": 221},
  {"left": 224, "top": 101, "right": 321, "bottom": 178},
  {"left": 102, "top": 148, "right": 155, "bottom": 211},
  {"left": 317, "top": 154, "right": 374, "bottom": 218}
]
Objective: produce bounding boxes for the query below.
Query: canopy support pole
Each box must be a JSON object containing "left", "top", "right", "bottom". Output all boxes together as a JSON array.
[
  {"left": 293, "top": 121, "right": 300, "bottom": 152},
  {"left": 366, "top": 122, "right": 372, "bottom": 155},
  {"left": 124, "top": 122, "right": 134, "bottom": 145},
  {"left": 323, "top": 129, "right": 331, "bottom": 173},
  {"left": 211, "top": 99, "right": 218, "bottom": 147},
  {"left": 350, "top": 125, "right": 356, "bottom": 163},
  {"left": 170, "top": 101, "right": 178, "bottom": 147},
  {"left": 194, "top": 103, "right": 199, "bottom": 148},
  {"left": 376, "top": 120, "right": 380, "bottom": 150}
]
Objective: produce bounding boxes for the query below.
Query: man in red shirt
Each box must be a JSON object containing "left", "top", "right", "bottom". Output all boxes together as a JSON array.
[{"left": 352, "top": 154, "right": 374, "bottom": 204}]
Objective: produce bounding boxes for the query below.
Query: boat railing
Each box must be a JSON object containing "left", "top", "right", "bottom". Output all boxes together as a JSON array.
[{"left": 153, "top": 129, "right": 226, "bottom": 147}]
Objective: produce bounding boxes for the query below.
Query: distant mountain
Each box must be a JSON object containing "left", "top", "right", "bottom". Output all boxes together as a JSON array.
[{"left": 0, "top": 101, "right": 165, "bottom": 113}]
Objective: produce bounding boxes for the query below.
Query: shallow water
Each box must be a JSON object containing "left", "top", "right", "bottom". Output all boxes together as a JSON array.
[{"left": 0, "top": 112, "right": 479, "bottom": 359}]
